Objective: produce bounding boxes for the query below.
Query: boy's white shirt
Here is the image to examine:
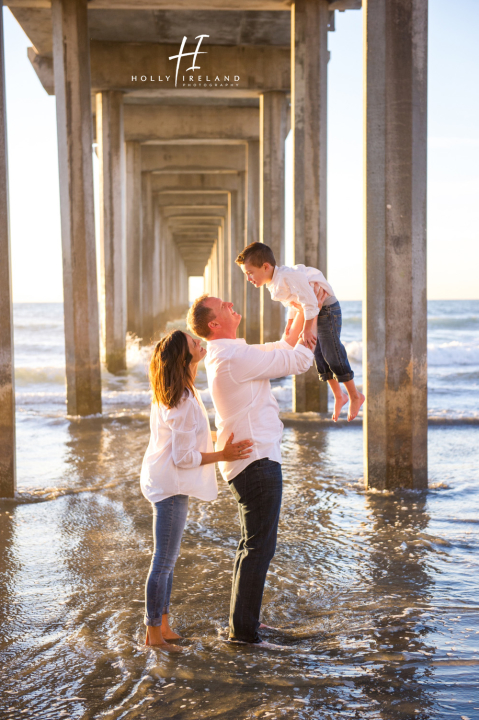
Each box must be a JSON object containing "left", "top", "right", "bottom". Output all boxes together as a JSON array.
[{"left": 266, "top": 264, "right": 336, "bottom": 321}]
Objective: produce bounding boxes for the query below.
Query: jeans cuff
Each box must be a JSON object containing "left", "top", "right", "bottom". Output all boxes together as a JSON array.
[
  {"left": 335, "top": 371, "right": 354, "bottom": 383},
  {"left": 318, "top": 371, "right": 334, "bottom": 381},
  {"left": 144, "top": 616, "right": 162, "bottom": 627},
  {"left": 229, "top": 634, "right": 262, "bottom": 644}
]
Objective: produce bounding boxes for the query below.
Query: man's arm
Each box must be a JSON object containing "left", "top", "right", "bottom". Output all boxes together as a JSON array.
[
  {"left": 230, "top": 339, "right": 313, "bottom": 384},
  {"left": 250, "top": 307, "right": 305, "bottom": 353}
]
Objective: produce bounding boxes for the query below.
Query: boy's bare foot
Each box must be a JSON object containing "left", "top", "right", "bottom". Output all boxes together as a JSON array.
[
  {"left": 332, "top": 392, "right": 349, "bottom": 422},
  {"left": 347, "top": 392, "right": 365, "bottom": 422}
]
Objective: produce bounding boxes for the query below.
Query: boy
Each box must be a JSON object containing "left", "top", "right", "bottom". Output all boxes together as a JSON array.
[{"left": 235, "top": 242, "right": 364, "bottom": 422}]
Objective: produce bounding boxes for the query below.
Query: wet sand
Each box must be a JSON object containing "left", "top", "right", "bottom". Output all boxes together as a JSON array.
[{"left": 1, "top": 412, "right": 479, "bottom": 720}]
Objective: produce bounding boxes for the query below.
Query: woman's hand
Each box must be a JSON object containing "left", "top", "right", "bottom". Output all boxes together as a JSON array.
[{"left": 221, "top": 433, "right": 254, "bottom": 462}]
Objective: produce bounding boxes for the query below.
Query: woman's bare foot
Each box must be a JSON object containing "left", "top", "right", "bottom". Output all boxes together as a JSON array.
[
  {"left": 145, "top": 626, "right": 183, "bottom": 652},
  {"left": 347, "top": 392, "right": 365, "bottom": 421},
  {"left": 161, "top": 614, "right": 182, "bottom": 642},
  {"left": 332, "top": 392, "right": 349, "bottom": 422}
]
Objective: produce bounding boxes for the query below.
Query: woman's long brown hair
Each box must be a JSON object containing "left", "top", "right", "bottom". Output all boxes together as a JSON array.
[{"left": 149, "top": 330, "right": 196, "bottom": 408}]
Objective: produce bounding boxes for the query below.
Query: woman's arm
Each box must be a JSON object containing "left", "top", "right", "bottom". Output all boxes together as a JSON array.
[{"left": 200, "top": 433, "right": 253, "bottom": 465}]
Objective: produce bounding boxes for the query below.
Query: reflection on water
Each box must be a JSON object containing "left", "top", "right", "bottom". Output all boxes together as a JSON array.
[
  {"left": 1, "top": 418, "right": 479, "bottom": 720},
  {"left": 2, "top": 305, "right": 479, "bottom": 718}
]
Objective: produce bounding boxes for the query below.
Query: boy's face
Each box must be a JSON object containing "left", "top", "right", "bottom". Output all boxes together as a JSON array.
[{"left": 242, "top": 261, "right": 274, "bottom": 287}]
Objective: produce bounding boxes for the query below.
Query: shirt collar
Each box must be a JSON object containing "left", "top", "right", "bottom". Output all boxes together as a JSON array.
[
  {"left": 207, "top": 337, "right": 246, "bottom": 347},
  {"left": 266, "top": 265, "right": 280, "bottom": 287}
]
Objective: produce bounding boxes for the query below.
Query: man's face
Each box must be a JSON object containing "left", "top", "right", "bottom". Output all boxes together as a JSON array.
[
  {"left": 242, "top": 261, "right": 272, "bottom": 288},
  {"left": 204, "top": 297, "right": 242, "bottom": 337}
]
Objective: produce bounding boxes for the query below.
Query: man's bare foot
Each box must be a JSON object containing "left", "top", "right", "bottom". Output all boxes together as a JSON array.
[
  {"left": 332, "top": 392, "right": 349, "bottom": 422},
  {"left": 145, "top": 627, "right": 183, "bottom": 652},
  {"left": 347, "top": 392, "right": 365, "bottom": 422}
]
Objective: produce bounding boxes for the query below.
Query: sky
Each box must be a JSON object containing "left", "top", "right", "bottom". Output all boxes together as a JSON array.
[{"left": 3, "top": 1, "right": 479, "bottom": 303}]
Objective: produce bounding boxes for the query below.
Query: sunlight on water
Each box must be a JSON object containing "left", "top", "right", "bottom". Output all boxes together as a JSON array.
[{"left": 1, "top": 302, "right": 478, "bottom": 719}]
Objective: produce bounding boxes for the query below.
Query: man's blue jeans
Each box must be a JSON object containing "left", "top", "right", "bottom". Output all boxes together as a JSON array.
[
  {"left": 228, "top": 458, "right": 282, "bottom": 643},
  {"left": 144, "top": 494, "right": 189, "bottom": 626}
]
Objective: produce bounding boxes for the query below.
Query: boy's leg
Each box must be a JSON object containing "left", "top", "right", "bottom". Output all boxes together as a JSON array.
[
  {"left": 343, "top": 379, "right": 365, "bottom": 421},
  {"left": 317, "top": 303, "right": 364, "bottom": 422},
  {"left": 314, "top": 313, "right": 347, "bottom": 420},
  {"left": 327, "top": 378, "right": 349, "bottom": 422}
]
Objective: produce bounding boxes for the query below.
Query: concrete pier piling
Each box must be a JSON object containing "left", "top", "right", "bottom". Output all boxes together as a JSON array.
[
  {"left": 291, "top": 0, "right": 330, "bottom": 413},
  {"left": 363, "top": 0, "right": 428, "bottom": 490},
  {"left": 260, "top": 92, "right": 288, "bottom": 343},
  {"left": 97, "top": 91, "right": 127, "bottom": 373},
  {"left": 245, "top": 140, "right": 261, "bottom": 344},
  {"left": 51, "top": 0, "right": 102, "bottom": 416},
  {"left": 140, "top": 171, "right": 154, "bottom": 344},
  {"left": 0, "top": 4, "right": 15, "bottom": 498},
  {"left": 125, "top": 141, "right": 142, "bottom": 339}
]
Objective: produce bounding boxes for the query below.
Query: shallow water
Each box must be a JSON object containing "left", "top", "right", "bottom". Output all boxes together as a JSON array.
[{"left": 1, "top": 303, "right": 479, "bottom": 719}]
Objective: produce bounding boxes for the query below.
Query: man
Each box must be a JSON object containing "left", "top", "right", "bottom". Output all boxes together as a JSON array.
[{"left": 187, "top": 294, "right": 314, "bottom": 646}]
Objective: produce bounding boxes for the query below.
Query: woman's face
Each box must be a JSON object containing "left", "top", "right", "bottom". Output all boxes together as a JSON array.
[{"left": 186, "top": 333, "right": 206, "bottom": 364}]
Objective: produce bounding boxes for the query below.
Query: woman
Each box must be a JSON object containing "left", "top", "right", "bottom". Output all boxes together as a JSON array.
[{"left": 140, "top": 329, "right": 253, "bottom": 649}]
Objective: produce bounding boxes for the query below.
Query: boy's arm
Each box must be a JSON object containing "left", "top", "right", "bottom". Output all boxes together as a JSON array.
[
  {"left": 282, "top": 307, "right": 305, "bottom": 346},
  {"left": 286, "top": 271, "right": 322, "bottom": 321},
  {"left": 301, "top": 316, "right": 318, "bottom": 350}
]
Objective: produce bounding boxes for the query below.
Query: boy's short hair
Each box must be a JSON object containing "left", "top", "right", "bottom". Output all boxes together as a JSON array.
[
  {"left": 187, "top": 294, "right": 215, "bottom": 339},
  {"left": 235, "top": 242, "right": 276, "bottom": 268}
]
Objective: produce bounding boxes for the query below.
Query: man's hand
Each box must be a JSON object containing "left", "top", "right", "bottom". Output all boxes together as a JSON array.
[{"left": 300, "top": 328, "right": 317, "bottom": 350}]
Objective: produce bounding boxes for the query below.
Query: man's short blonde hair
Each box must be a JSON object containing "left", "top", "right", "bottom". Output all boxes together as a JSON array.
[{"left": 187, "top": 294, "right": 215, "bottom": 339}]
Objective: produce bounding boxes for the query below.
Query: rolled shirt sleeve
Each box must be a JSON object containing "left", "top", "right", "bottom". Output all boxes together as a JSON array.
[{"left": 164, "top": 399, "right": 203, "bottom": 469}]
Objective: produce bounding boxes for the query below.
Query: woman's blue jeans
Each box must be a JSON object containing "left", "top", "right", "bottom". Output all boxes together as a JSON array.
[{"left": 144, "top": 494, "right": 189, "bottom": 627}]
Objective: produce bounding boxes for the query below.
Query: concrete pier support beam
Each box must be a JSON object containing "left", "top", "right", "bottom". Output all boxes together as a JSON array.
[
  {"left": 52, "top": 0, "right": 101, "bottom": 415},
  {"left": 125, "top": 141, "right": 142, "bottom": 338},
  {"left": 363, "top": 0, "right": 428, "bottom": 490},
  {"left": 96, "top": 91, "right": 127, "bottom": 373},
  {"left": 244, "top": 141, "right": 261, "bottom": 343},
  {"left": 0, "top": 8, "right": 15, "bottom": 498},
  {"left": 291, "top": 0, "right": 329, "bottom": 413},
  {"left": 234, "top": 172, "right": 246, "bottom": 337},
  {"left": 260, "top": 92, "right": 288, "bottom": 343},
  {"left": 141, "top": 172, "right": 154, "bottom": 344}
]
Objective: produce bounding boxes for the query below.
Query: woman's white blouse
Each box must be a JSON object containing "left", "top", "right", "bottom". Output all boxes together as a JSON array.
[{"left": 140, "top": 390, "right": 218, "bottom": 504}]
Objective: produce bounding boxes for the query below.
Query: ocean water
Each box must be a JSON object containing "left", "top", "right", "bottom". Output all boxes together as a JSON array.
[{"left": 1, "top": 300, "right": 478, "bottom": 719}]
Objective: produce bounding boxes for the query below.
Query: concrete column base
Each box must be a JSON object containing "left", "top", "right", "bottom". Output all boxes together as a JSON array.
[{"left": 293, "top": 367, "right": 328, "bottom": 414}]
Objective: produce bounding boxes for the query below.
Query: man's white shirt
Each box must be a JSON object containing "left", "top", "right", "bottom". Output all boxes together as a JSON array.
[{"left": 205, "top": 337, "right": 314, "bottom": 482}]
